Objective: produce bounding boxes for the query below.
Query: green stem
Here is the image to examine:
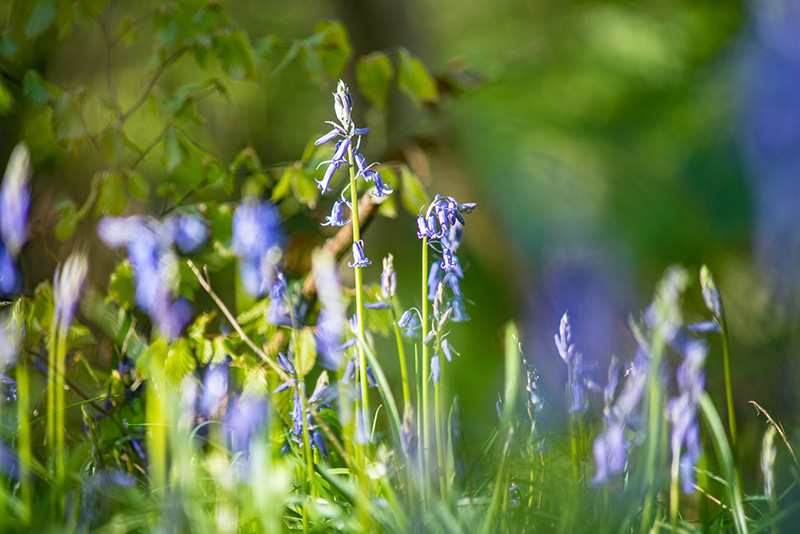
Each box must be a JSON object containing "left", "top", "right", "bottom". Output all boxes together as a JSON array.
[
  {"left": 347, "top": 144, "right": 370, "bottom": 450},
  {"left": 16, "top": 356, "right": 31, "bottom": 524},
  {"left": 292, "top": 347, "right": 313, "bottom": 534},
  {"left": 641, "top": 332, "right": 665, "bottom": 531},
  {"left": 669, "top": 452, "right": 680, "bottom": 524},
  {"left": 55, "top": 325, "right": 67, "bottom": 487},
  {"left": 420, "top": 238, "right": 431, "bottom": 488},
  {"left": 46, "top": 318, "right": 57, "bottom": 467},
  {"left": 390, "top": 299, "right": 411, "bottom": 415},
  {"left": 719, "top": 313, "right": 737, "bottom": 449}
]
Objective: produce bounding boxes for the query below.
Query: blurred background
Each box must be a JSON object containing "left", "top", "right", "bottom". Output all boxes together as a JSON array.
[{"left": 1, "top": 0, "right": 798, "bottom": 474}]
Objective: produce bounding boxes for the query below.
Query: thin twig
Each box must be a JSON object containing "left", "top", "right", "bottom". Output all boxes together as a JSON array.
[
  {"left": 185, "top": 259, "right": 290, "bottom": 382},
  {"left": 750, "top": 400, "right": 800, "bottom": 469},
  {"left": 119, "top": 47, "right": 186, "bottom": 124}
]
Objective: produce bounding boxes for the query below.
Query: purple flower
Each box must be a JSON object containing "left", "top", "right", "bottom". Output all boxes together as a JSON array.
[
  {"left": 381, "top": 254, "right": 397, "bottom": 299},
  {"left": 0, "top": 144, "right": 31, "bottom": 257},
  {"left": 592, "top": 423, "right": 626, "bottom": 484},
  {"left": 441, "top": 338, "right": 455, "bottom": 362},
  {"left": 333, "top": 80, "right": 353, "bottom": 128},
  {"left": 313, "top": 250, "right": 346, "bottom": 369},
  {"left": 53, "top": 252, "right": 88, "bottom": 328},
  {"left": 322, "top": 200, "right": 350, "bottom": 227},
  {"left": 98, "top": 216, "right": 193, "bottom": 338},
  {"left": 348, "top": 239, "right": 371, "bottom": 268},
  {"left": 200, "top": 364, "right": 228, "bottom": 416},
  {"left": 668, "top": 340, "right": 707, "bottom": 494},
  {"left": 398, "top": 309, "right": 421, "bottom": 337},
  {"left": 554, "top": 312, "right": 588, "bottom": 414},
  {"left": 431, "top": 354, "right": 440, "bottom": 383},
  {"left": 232, "top": 200, "right": 284, "bottom": 297},
  {"left": 0, "top": 242, "right": 20, "bottom": 296},
  {"left": 316, "top": 160, "right": 342, "bottom": 194},
  {"left": 226, "top": 394, "right": 269, "bottom": 455},
  {"left": 314, "top": 129, "right": 340, "bottom": 146},
  {"left": 266, "top": 273, "right": 290, "bottom": 325},
  {"left": 169, "top": 214, "right": 207, "bottom": 254}
]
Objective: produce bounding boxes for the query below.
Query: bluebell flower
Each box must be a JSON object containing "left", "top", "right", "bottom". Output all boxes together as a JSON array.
[
  {"left": 687, "top": 321, "right": 720, "bottom": 334},
  {"left": 348, "top": 239, "right": 371, "bottom": 268},
  {"left": 334, "top": 80, "right": 353, "bottom": 128},
  {"left": 316, "top": 160, "right": 343, "bottom": 194},
  {"left": 0, "top": 144, "right": 31, "bottom": 257},
  {"left": 668, "top": 340, "right": 707, "bottom": 494},
  {"left": 398, "top": 309, "right": 421, "bottom": 337},
  {"left": 200, "top": 364, "right": 228, "bottom": 416},
  {"left": 266, "top": 272, "right": 291, "bottom": 325},
  {"left": 322, "top": 200, "right": 350, "bottom": 227},
  {"left": 314, "top": 128, "right": 340, "bottom": 146},
  {"left": 440, "top": 338, "right": 455, "bottom": 362},
  {"left": 592, "top": 351, "right": 648, "bottom": 485},
  {"left": 450, "top": 297, "right": 470, "bottom": 323},
  {"left": 169, "top": 214, "right": 207, "bottom": 254},
  {"left": 554, "top": 312, "right": 588, "bottom": 414},
  {"left": 98, "top": 216, "right": 193, "bottom": 339},
  {"left": 226, "top": 394, "right": 269, "bottom": 456},
  {"left": 0, "top": 242, "right": 20, "bottom": 296},
  {"left": 431, "top": 354, "right": 440, "bottom": 384},
  {"left": 381, "top": 254, "right": 397, "bottom": 300},
  {"left": 313, "top": 250, "right": 346, "bottom": 369},
  {"left": 53, "top": 252, "right": 88, "bottom": 328},
  {"left": 232, "top": 199, "right": 284, "bottom": 297},
  {"left": 699, "top": 265, "right": 722, "bottom": 319}
]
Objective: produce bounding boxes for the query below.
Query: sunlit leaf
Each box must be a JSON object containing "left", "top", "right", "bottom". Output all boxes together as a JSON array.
[
  {"left": 397, "top": 48, "right": 439, "bottom": 105},
  {"left": 95, "top": 171, "right": 128, "bottom": 216},
  {"left": 399, "top": 166, "right": 429, "bottom": 215},
  {"left": 356, "top": 52, "right": 394, "bottom": 109},
  {"left": 296, "top": 328, "right": 317, "bottom": 377},
  {"left": 164, "top": 338, "right": 196, "bottom": 384},
  {"left": 54, "top": 199, "right": 78, "bottom": 241}
]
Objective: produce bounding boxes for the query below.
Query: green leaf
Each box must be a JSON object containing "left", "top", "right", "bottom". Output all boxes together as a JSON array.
[
  {"left": 137, "top": 338, "right": 168, "bottom": 376},
  {"left": 314, "top": 20, "right": 352, "bottom": 78},
  {"left": 22, "top": 70, "right": 57, "bottom": 106},
  {"left": 214, "top": 30, "right": 256, "bottom": 80},
  {"left": 229, "top": 146, "right": 262, "bottom": 175},
  {"left": 356, "top": 52, "right": 394, "bottom": 110},
  {"left": 164, "top": 338, "right": 196, "bottom": 385},
  {"left": 52, "top": 93, "right": 83, "bottom": 141},
  {"left": 26, "top": 0, "right": 57, "bottom": 38},
  {"left": 286, "top": 165, "right": 318, "bottom": 209},
  {"left": 127, "top": 170, "right": 150, "bottom": 201},
  {"left": 295, "top": 328, "right": 317, "bottom": 377},
  {"left": 54, "top": 199, "right": 78, "bottom": 241},
  {"left": 164, "top": 128, "right": 186, "bottom": 172},
  {"left": 302, "top": 43, "right": 327, "bottom": 88},
  {"left": 108, "top": 260, "right": 135, "bottom": 310},
  {"left": 0, "top": 80, "right": 13, "bottom": 115},
  {"left": 399, "top": 166, "right": 429, "bottom": 215},
  {"left": 397, "top": 48, "right": 439, "bottom": 105},
  {"left": 271, "top": 170, "right": 292, "bottom": 203},
  {"left": 95, "top": 171, "right": 128, "bottom": 216},
  {"left": 0, "top": 31, "right": 17, "bottom": 59}
]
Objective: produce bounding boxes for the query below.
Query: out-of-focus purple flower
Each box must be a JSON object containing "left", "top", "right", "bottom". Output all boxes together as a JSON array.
[
  {"left": 316, "top": 160, "right": 343, "bottom": 194},
  {"left": 381, "top": 254, "right": 396, "bottom": 299},
  {"left": 687, "top": 321, "right": 720, "bottom": 334},
  {"left": 398, "top": 309, "right": 421, "bottom": 338},
  {"left": 441, "top": 338, "right": 455, "bottom": 362},
  {"left": 169, "top": 214, "right": 207, "bottom": 254},
  {"left": 267, "top": 272, "right": 291, "bottom": 326},
  {"left": 668, "top": 340, "right": 707, "bottom": 494},
  {"left": 98, "top": 216, "right": 193, "bottom": 339},
  {"left": 592, "top": 350, "right": 648, "bottom": 485},
  {"left": 322, "top": 200, "right": 350, "bottom": 227},
  {"left": 1, "top": 372, "right": 16, "bottom": 401},
  {"left": 232, "top": 199, "right": 284, "bottom": 297},
  {"left": 0, "top": 242, "right": 20, "bottom": 296},
  {"left": 450, "top": 297, "right": 470, "bottom": 323},
  {"left": 431, "top": 354, "right": 440, "bottom": 384},
  {"left": 554, "top": 312, "right": 588, "bottom": 414},
  {"left": 0, "top": 144, "right": 31, "bottom": 257},
  {"left": 201, "top": 364, "right": 228, "bottom": 416},
  {"left": 226, "top": 394, "right": 269, "bottom": 455},
  {"left": 54, "top": 252, "right": 88, "bottom": 328},
  {"left": 313, "top": 250, "right": 345, "bottom": 369},
  {"left": 603, "top": 356, "right": 620, "bottom": 412},
  {"left": 348, "top": 239, "right": 371, "bottom": 268}
]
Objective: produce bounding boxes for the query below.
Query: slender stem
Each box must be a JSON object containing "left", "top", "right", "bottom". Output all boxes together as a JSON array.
[
  {"left": 390, "top": 299, "right": 411, "bottom": 414},
  {"left": 288, "top": 305, "right": 313, "bottom": 534},
  {"left": 420, "top": 238, "right": 431, "bottom": 489},
  {"left": 46, "top": 318, "right": 57, "bottom": 467},
  {"left": 641, "top": 333, "right": 665, "bottom": 531},
  {"left": 669, "top": 452, "right": 680, "bottom": 524},
  {"left": 16, "top": 356, "right": 31, "bottom": 524},
  {"left": 347, "top": 144, "right": 370, "bottom": 447},
  {"left": 147, "top": 354, "right": 167, "bottom": 492},
  {"left": 434, "top": 333, "right": 447, "bottom": 499},
  {"left": 719, "top": 313, "right": 737, "bottom": 449},
  {"left": 55, "top": 325, "right": 67, "bottom": 487}
]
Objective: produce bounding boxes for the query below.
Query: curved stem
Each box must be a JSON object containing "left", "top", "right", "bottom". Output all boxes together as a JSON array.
[
  {"left": 347, "top": 144, "right": 370, "bottom": 438},
  {"left": 719, "top": 312, "right": 737, "bottom": 449},
  {"left": 420, "top": 237, "right": 431, "bottom": 493}
]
